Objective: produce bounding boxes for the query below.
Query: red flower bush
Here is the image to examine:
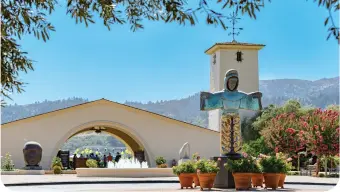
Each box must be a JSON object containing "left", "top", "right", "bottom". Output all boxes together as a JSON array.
[
  {"left": 299, "top": 109, "right": 339, "bottom": 157},
  {"left": 261, "top": 113, "right": 304, "bottom": 156},
  {"left": 261, "top": 109, "right": 339, "bottom": 157}
]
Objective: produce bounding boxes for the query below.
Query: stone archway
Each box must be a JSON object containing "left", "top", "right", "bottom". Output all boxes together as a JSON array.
[{"left": 51, "top": 120, "right": 153, "bottom": 167}]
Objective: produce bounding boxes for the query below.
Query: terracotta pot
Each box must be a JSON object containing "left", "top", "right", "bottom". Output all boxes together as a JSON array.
[
  {"left": 178, "top": 173, "right": 195, "bottom": 189},
  {"left": 232, "top": 173, "right": 252, "bottom": 190},
  {"left": 193, "top": 173, "right": 200, "bottom": 187},
  {"left": 197, "top": 173, "right": 217, "bottom": 191},
  {"left": 278, "top": 173, "right": 286, "bottom": 188},
  {"left": 251, "top": 173, "right": 264, "bottom": 188},
  {"left": 263, "top": 173, "right": 281, "bottom": 190}
]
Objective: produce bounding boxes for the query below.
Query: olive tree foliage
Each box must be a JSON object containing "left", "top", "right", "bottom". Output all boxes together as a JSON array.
[{"left": 1, "top": 0, "right": 339, "bottom": 106}]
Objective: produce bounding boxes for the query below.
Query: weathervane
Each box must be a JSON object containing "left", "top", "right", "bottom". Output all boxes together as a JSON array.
[{"left": 227, "top": 11, "right": 243, "bottom": 42}]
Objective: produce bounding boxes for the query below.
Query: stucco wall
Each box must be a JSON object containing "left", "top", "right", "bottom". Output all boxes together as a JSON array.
[{"left": 1, "top": 100, "right": 220, "bottom": 170}]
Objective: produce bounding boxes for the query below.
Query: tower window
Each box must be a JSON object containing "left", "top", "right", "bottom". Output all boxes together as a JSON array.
[
  {"left": 236, "top": 51, "right": 243, "bottom": 62},
  {"left": 213, "top": 54, "right": 216, "bottom": 64}
]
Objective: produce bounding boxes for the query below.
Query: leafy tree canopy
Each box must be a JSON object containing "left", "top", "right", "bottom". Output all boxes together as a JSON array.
[{"left": 1, "top": 0, "right": 339, "bottom": 105}]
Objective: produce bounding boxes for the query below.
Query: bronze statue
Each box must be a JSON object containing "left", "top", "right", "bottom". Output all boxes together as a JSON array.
[{"left": 23, "top": 141, "right": 42, "bottom": 170}]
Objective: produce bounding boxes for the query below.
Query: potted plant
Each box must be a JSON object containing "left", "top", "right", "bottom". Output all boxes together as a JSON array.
[
  {"left": 195, "top": 159, "right": 219, "bottom": 191},
  {"left": 51, "top": 157, "right": 63, "bottom": 174},
  {"left": 86, "top": 159, "right": 98, "bottom": 168},
  {"left": 251, "top": 159, "right": 263, "bottom": 188},
  {"left": 172, "top": 161, "right": 196, "bottom": 189},
  {"left": 192, "top": 152, "right": 200, "bottom": 187},
  {"left": 155, "top": 156, "right": 167, "bottom": 168},
  {"left": 259, "top": 156, "right": 285, "bottom": 190},
  {"left": 1, "top": 153, "right": 15, "bottom": 171},
  {"left": 224, "top": 153, "right": 257, "bottom": 190},
  {"left": 276, "top": 153, "right": 294, "bottom": 189}
]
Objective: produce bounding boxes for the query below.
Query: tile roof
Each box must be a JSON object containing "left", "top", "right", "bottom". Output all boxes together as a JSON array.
[{"left": 205, "top": 41, "right": 265, "bottom": 54}]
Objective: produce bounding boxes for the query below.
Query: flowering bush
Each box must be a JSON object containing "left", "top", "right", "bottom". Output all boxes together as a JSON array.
[
  {"left": 195, "top": 159, "right": 219, "bottom": 174},
  {"left": 299, "top": 109, "right": 339, "bottom": 157},
  {"left": 1, "top": 153, "right": 15, "bottom": 171},
  {"left": 260, "top": 113, "right": 304, "bottom": 156},
  {"left": 172, "top": 161, "right": 196, "bottom": 175},
  {"left": 259, "top": 156, "right": 286, "bottom": 173},
  {"left": 260, "top": 108, "right": 339, "bottom": 175},
  {"left": 224, "top": 153, "right": 261, "bottom": 173}
]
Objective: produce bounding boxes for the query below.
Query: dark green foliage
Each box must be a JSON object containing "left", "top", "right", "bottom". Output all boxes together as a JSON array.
[
  {"left": 155, "top": 156, "right": 166, "bottom": 165},
  {"left": 241, "top": 112, "right": 261, "bottom": 142},
  {"left": 242, "top": 137, "right": 274, "bottom": 157},
  {"left": 224, "top": 157, "right": 261, "bottom": 173},
  {"left": 195, "top": 159, "right": 219, "bottom": 174},
  {"left": 172, "top": 161, "right": 196, "bottom": 175},
  {"left": 259, "top": 156, "right": 286, "bottom": 173}
]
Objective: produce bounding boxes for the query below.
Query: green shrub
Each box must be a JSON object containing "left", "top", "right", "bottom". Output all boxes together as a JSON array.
[
  {"left": 99, "top": 161, "right": 105, "bottom": 168},
  {"left": 1, "top": 153, "right": 15, "bottom": 171},
  {"left": 172, "top": 161, "right": 196, "bottom": 175},
  {"left": 319, "top": 173, "right": 325, "bottom": 177},
  {"left": 287, "top": 171, "right": 300, "bottom": 176},
  {"left": 195, "top": 159, "right": 219, "bottom": 174},
  {"left": 155, "top": 156, "right": 166, "bottom": 165},
  {"left": 86, "top": 159, "right": 98, "bottom": 168},
  {"left": 242, "top": 137, "right": 274, "bottom": 157},
  {"left": 53, "top": 166, "right": 62, "bottom": 174},
  {"left": 327, "top": 173, "right": 339, "bottom": 178},
  {"left": 259, "top": 156, "right": 285, "bottom": 173},
  {"left": 52, "top": 157, "right": 63, "bottom": 168},
  {"left": 225, "top": 156, "right": 261, "bottom": 173}
]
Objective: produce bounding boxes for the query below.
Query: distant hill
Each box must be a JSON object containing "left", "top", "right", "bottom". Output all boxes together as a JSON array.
[
  {"left": 1, "top": 77, "right": 338, "bottom": 154},
  {"left": 2, "top": 77, "right": 339, "bottom": 127}
]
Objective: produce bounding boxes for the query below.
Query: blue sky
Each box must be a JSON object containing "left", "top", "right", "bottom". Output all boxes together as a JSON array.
[{"left": 8, "top": 0, "right": 339, "bottom": 105}]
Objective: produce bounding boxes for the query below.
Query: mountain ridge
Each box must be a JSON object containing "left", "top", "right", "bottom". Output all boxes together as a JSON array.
[{"left": 1, "top": 77, "right": 339, "bottom": 128}]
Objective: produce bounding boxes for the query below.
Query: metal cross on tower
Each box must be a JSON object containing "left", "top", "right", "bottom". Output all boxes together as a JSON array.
[{"left": 227, "top": 11, "right": 243, "bottom": 42}]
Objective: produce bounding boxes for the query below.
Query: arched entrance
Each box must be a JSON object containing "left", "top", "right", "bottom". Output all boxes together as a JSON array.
[{"left": 51, "top": 120, "right": 152, "bottom": 168}]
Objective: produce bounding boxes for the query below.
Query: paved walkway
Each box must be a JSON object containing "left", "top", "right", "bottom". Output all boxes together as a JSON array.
[
  {"left": 6, "top": 183, "right": 337, "bottom": 192},
  {"left": 1, "top": 175, "right": 338, "bottom": 186}
]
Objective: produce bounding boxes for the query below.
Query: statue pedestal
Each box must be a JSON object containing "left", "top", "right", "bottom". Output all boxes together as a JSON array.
[
  {"left": 178, "top": 159, "right": 190, "bottom": 165},
  {"left": 211, "top": 154, "right": 241, "bottom": 188}
]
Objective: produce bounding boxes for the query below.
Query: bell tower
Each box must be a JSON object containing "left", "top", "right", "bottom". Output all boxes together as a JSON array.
[{"left": 205, "top": 41, "right": 265, "bottom": 132}]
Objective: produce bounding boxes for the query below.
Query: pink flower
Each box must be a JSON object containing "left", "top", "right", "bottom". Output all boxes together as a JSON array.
[
  {"left": 275, "top": 147, "right": 279, "bottom": 153},
  {"left": 217, "top": 158, "right": 221, "bottom": 161},
  {"left": 286, "top": 128, "right": 296, "bottom": 134},
  {"left": 242, "top": 152, "right": 248, "bottom": 158},
  {"left": 286, "top": 157, "right": 292, "bottom": 162},
  {"left": 303, "top": 122, "right": 308, "bottom": 127}
]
